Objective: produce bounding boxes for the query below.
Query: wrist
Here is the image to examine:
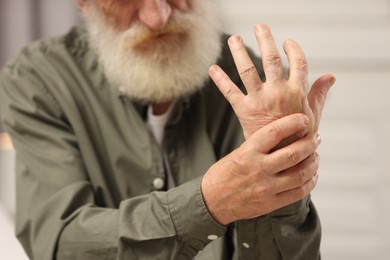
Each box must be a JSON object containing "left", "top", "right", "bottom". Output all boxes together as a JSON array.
[{"left": 200, "top": 159, "right": 239, "bottom": 225}]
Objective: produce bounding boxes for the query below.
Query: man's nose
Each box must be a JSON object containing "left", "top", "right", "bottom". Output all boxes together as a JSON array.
[{"left": 138, "top": 0, "right": 172, "bottom": 30}]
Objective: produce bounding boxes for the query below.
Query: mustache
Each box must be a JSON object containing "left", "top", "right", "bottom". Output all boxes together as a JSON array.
[{"left": 120, "top": 15, "right": 192, "bottom": 49}]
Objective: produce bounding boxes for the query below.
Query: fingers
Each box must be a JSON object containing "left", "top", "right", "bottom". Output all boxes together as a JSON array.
[
  {"left": 254, "top": 24, "right": 284, "bottom": 82},
  {"left": 308, "top": 74, "right": 336, "bottom": 131},
  {"left": 275, "top": 173, "right": 319, "bottom": 207},
  {"left": 209, "top": 65, "right": 244, "bottom": 106},
  {"left": 283, "top": 39, "right": 309, "bottom": 89},
  {"left": 262, "top": 133, "right": 321, "bottom": 174},
  {"left": 227, "top": 35, "right": 263, "bottom": 93},
  {"left": 273, "top": 153, "right": 319, "bottom": 194},
  {"left": 248, "top": 113, "right": 311, "bottom": 153}
]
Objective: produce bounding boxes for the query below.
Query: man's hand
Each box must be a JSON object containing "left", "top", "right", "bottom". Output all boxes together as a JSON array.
[
  {"left": 202, "top": 114, "right": 321, "bottom": 225},
  {"left": 209, "top": 24, "right": 335, "bottom": 140},
  {"left": 203, "top": 24, "right": 334, "bottom": 225}
]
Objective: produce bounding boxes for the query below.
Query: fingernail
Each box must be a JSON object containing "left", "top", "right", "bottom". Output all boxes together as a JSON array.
[
  {"left": 329, "top": 77, "right": 336, "bottom": 87},
  {"left": 228, "top": 35, "right": 242, "bottom": 46},
  {"left": 255, "top": 24, "right": 267, "bottom": 33},
  {"left": 314, "top": 173, "right": 319, "bottom": 183},
  {"left": 302, "top": 116, "right": 310, "bottom": 126},
  {"left": 209, "top": 65, "right": 220, "bottom": 76},
  {"left": 316, "top": 133, "right": 321, "bottom": 144}
]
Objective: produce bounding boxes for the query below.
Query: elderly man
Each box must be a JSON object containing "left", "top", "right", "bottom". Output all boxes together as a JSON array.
[{"left": 0, "top": 0, "right": 335, "bottom": 259}]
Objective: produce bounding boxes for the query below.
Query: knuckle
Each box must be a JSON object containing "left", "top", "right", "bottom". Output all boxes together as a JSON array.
[
  {"left": 314, "top": 152, "right": 320, "bottom": 168},
  {"left": 239, "top": 64, "right": 258, "bottom": 79},
  {"left": 310, "top": 135, "right": 319, "bottom": 150},
  {"left": 293, "top": 57, "right": 308, "bottom": 71},
  {"left": 225, "top": 87, "right": 237, "bottom": 101},
  {"left": 264, "top": 53, "right": 282, "bottom": 66},
  {"left": 266, "top": 125, "right": 283, "bottom": 142},
  {"left": 222, "top": 87, "right": 241, "bottom": 106},
  {"left": 254, "top": 183, "right": 271, "bottom": 197},
  {"left": 295, "top": 168, "right": 306, "bottom": 185},
  {"left": 285, "top": 149, "right": 300, "bottom": 165},
  {"left": 235, "top": 145, "right": 251, "bottom": 167},
  {"left": 315, "top": 152, "right": 320, "bottom": 161}
]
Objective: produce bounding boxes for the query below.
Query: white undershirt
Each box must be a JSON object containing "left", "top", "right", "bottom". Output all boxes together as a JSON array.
[
  {"left": 146, "top": 103, "right": 176, "bottom": 189},
  {"left": 146, "top": 105, "right": 173, "bottom": 147}
]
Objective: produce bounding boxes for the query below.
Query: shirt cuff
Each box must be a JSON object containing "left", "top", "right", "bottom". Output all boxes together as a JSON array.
[{"left": 167, "top": 176, "right": 226, "bottom": 251}]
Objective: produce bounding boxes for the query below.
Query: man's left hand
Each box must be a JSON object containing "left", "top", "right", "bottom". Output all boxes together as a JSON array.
[{"left": 209, "top": 23, "right": 335, "bottom": 140}]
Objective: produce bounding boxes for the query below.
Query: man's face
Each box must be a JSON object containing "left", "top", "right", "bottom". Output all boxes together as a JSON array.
[
  {"left": 81, "top": 0, "right": 222, "bottom": 103},
  {"left": 83, "top": 0, "right": 194, "bottom": 57},
  {"left": 92, "top": 0, "right": 191, "bottom": 31}
]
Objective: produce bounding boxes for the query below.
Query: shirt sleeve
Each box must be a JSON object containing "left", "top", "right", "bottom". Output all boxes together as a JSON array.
[
  {"left": 0, "top": 61, "right": 226, "bottom": 260},
  {"left": 235, "top": 195, "right": 321, "bottom": 259}
]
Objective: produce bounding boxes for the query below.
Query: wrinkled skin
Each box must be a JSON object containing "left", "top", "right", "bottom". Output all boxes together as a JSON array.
[
  {"left": 202, "top": 23, "right": 335, "bottom": 224},
  {"left": 209, "top": 24, "right": 335, "bottom": 141}
]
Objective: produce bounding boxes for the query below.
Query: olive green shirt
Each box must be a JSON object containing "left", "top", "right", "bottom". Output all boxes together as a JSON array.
[{"left": 0, "top": 26, "right": 321, "bottom": 260}]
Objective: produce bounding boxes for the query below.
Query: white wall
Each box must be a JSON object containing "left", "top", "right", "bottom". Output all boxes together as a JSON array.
[
  {"left": 0, "top": 0, "right": 80, "bottom": 68},
  {"left": 1, "top": 1, "right": 390, "bottom": 259}
]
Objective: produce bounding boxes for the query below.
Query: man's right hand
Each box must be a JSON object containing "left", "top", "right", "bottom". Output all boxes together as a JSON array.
[{"left": 201, "top": 113, "right": 321, "bottom": 225}]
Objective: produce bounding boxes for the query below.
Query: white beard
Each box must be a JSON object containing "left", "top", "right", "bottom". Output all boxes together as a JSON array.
[{"left": 85, "top": 1, "right": 222, "bottom": 103}]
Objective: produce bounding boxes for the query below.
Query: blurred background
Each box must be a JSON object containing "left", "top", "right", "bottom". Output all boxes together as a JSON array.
[{"left": 0, "top": 0, "right": 389, "bottom": 259}]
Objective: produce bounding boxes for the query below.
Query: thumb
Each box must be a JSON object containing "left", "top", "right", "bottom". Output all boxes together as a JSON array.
[{"left": 308, "top": 74, "right": 336, "bottom": 131}]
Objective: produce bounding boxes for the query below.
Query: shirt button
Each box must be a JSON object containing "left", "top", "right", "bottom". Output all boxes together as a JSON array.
[
  {"left": 153, "top": 177, "right": 165, "bottom": 190},
  {"left": 207, "top": 234, "right": 219, "bottom": 241},
  {"left": 242, "top": 242, "right": 250, "bottom": 249}
]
